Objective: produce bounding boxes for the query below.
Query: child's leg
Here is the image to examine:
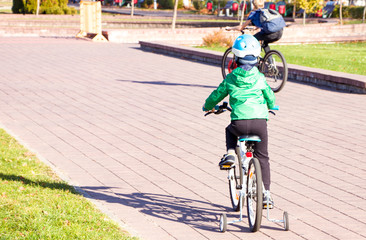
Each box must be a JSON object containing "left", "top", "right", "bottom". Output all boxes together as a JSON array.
[
  {"left": 252, "top": 120, "right": 270, "bottom": 191},
  {"left": 225, "top": 122, "right": 238, "bottom": 152},
  {"left": 218, "top": 123, "right": 238, "bottom": 167},
  {"left": 228, "top": 120, "right": 271, "bottom": 190}
]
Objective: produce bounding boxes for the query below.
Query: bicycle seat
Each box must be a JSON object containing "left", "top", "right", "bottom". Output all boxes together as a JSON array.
[{"left": 238, "top": 135, "right": 261, "bottom": 142}]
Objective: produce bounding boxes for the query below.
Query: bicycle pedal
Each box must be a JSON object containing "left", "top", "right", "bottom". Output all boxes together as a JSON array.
[
  {"left": 263, "top": 204, "right": 274, "bottom": 209},
  {"left": 220, "top": 164, "right": 234, "bottom": 170}
]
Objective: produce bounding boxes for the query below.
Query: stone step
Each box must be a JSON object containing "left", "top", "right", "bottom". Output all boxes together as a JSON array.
[
  {"left": 0, "top": 26, "right": 78, "bottom": 37},
  {"left": 0, "top": 17, "right": 239, "bottom": 29}
]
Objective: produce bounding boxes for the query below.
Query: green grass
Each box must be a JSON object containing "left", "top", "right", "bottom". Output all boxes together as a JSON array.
[
  {"left": 0, "top": 9, "right": 12, "bottom": 13},
  {"left": 274, "top": 42, "right": 366, "bottom": 75},
  {"left": 0, "top": 128, "right": 138, "bottom": 240},
  {"left": 198, "top": 42, "right": 366, "bottom": 75},
  {"left": 344, "top": 20, "right": 365, "bottom": 25}
]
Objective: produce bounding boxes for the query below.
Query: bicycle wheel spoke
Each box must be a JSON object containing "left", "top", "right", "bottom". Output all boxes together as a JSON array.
[
  {"left": 260, "top": 50, "right": 288, "bottom": 93},
  {"left": 228, "top": 154, "right": 244, "bottom": 211},
  {"left": 246, "top": 158, "right": 263, "bottom": 232}
]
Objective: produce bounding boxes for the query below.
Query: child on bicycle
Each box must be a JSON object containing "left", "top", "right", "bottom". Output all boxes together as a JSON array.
[
  {"left": 202, "top": 34, "right": 276, "bottom": 207},
  {"left": 225, "top": 0, "right": 286, "bottom": 53}
]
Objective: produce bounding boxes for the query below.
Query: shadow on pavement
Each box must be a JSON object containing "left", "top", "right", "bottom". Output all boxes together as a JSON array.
[
  {"left": 117, "top": 79, "right": 216, "bottom": 89},
  {"left": 0, "top": 173, "right": 77, "bottom": 192},
  {"left": 81, "top": 186, "right": 255, "bottom": 232}
]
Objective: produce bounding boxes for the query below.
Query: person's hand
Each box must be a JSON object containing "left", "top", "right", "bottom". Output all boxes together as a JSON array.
[
  {"left": 202, "top": 104, "right": 214, "bottom": 112},
  {"left": 202, "top": 104, "right": 208, "bottom": 112}
]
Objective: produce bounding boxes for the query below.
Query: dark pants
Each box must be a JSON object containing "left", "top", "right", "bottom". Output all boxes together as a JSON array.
[
  {"left": 254, "top": 29, "right": 283, "bottom": 53},
  {"left": 226, "top": 119, "right": 271, "bottom": 190}
]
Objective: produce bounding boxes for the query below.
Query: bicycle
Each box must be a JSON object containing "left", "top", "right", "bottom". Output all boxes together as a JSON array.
[
  {"left": 204, "top": 102, "right": 289, "bottom": 232},
  {"left": 221, "top": 30, "right": 288, "bottom": 93}
]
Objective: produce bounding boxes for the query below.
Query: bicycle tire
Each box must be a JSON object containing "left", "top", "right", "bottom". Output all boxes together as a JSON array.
[
  {"left": 283, "top": 211, "right": 289, "bottom": 231},
  {"left": 228, "top": 148, "right": 244, "bottom": 211},
  {"left": 221, "top": 47, "right": 236, "bottom": 80},
  {"left": 260, "top": 50, "right": 288, "bottom": 93},
  {"left": 246, "top": 157, "right": 263, "bottom": 232},
  {"left": 219, "top": 213, "right": 228, "bottom": 232}
]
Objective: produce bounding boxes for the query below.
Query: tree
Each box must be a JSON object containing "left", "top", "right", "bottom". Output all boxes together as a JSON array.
[
  {"left": 363, "top": 0, "right": 366, "bottom": 23},
  {"left": 131, "top": 0, "right": 135, "bottom": 16},
  {"left": 296, "top": 0, "right": 324, "bottom": 25},
  {"left": 339, "top": 0, "right": 343, "bottom": 25},
  {"left": 172, "top": 0, "right": 179, "bottom": 30}
]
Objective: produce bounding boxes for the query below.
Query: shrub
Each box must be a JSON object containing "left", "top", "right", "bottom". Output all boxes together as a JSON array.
[
  {"left": 159, "top": 0, "right": 183, "bottom": 9},
  {"left": 202, "top": 30, "right": 233, "bottom": 48},
  {"left": 193, "top": 0, "right": 204, "bottom": 10},
  {"left": 332, "top": 5, "right": 364, "bottom": 19},
  {"left": 347, "top": 6, "right": 364, "bottom": 19},
  {"left": 12, "top": 0, "right": 77, "bottom": 14},
  {"left": 12, "top": 0, "right": 25, "bottom": 13},
  {"left": 141, "top": 0, "right": 153, "bottom": 7}
]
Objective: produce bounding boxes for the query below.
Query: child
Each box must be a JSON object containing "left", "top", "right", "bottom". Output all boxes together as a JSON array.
[
  {"left": 203, "top": 34, "right": 276, "bottom": 207},
  {"left": 225, "top": 0, "right": 286, "bottom": 53}
]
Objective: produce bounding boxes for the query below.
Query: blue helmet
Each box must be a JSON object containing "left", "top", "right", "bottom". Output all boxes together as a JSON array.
[{"left": 232, "top": 34, "right": 261, "bottom": 65}]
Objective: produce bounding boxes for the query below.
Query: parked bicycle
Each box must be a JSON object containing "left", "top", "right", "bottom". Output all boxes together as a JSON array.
[
  {"left": 205, "top": 102, "right": 289, "bottom": 232},
  {"left": 221, "top": 30, "right": 288, "bottom": 93}
]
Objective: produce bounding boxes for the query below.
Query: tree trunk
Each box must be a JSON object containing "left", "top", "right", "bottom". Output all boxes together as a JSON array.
[
  {"left": 36, "top": 0, "right": 39, "bottom": 15},
  {"left": 131, "top": 0, "right": 135, "bottom": 17},
  {"left": 293, "top": 0, "right": 296, "bottom": 19},
  {"left": 302, "top": 10, "right": 306, "bottom": 25},
  {"left": 172, "top": 0, "right": 179, "bottom": 31},
  {"left": 240, "top": 1, "right": 245, "bottom": 25},
  {"left": 363, "top": 0, "right": 366, "bottom": 23},
  {"left": 340, "top": 0, "right": 343, "bottom": 25}
]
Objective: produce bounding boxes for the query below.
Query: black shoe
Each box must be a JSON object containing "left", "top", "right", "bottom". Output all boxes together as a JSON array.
[
  {"left": 219, "top": 154, "right": 235, "bottom": 170},
  {"left": 263, "top": 190, "right": 274, "bottom": 209}
]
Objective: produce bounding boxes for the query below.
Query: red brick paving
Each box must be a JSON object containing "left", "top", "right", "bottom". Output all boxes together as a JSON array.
[{"left": 0, "top": 37, "right": 365, "bottom": 240}]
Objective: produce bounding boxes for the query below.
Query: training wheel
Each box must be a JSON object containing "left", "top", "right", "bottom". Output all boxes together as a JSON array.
[
  {"left": 219, "top": 213, "right": 227, "bottom": 232},
  {"left": 283, "top": 211, "right": 289, "bottom": 231}
]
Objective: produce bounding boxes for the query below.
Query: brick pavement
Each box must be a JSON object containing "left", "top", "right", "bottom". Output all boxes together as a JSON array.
[{"left": 0, "top": 37, "right": 365, "bottom": 240}]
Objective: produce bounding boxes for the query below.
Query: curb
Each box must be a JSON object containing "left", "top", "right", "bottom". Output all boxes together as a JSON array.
[{"left": 139, "top": 41, "right": 366, "bottom": 94}]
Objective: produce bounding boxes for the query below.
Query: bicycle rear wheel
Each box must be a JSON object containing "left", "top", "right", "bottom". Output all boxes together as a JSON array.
[
  {"left": 221, "top": 47, "right": 237, "bottom": 80},
  {"left": 260, "top": 50, "right": 288, "bottom": 93},
  {"left": 246, "top": 157, "right": 263, "bottom": 232},
  {"left": 228, "top": 151, "right": 244, "bottom": 211}
]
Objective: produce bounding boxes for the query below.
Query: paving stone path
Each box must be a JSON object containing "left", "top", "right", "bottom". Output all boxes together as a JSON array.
[{"left": 0, "top": 37, "right": 365, "bottom": 240}]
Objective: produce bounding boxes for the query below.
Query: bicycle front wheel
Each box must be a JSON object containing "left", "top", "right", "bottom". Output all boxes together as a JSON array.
[
  {"left": 221, "top": 47, "right": 237, "bottom": 80},
  {"left": 260, "top": 50, "right": 288, "bottom": 93},
  {"left": 246, "top": 157, "right": 263, "bottom": 232},
  {"left": 228, "top": 151, "right": 244, "bottom": 211}
]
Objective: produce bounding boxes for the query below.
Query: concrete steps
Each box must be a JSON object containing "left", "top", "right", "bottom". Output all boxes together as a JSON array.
[{"left": 1, "top": 14, "right": 365, "bottom": 45}]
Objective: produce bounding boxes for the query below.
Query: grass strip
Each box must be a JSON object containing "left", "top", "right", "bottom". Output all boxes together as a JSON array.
[
  {"left": 0, "top": 128, "right": 138, "bottom": 240},
  {"left": 197, "top": 42, "right": 366, "bottom": 76}
]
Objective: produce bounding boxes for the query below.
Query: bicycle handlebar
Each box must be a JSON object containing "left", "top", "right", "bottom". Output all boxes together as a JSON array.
[
  {"left": 203, "top": 102, "right": 232, "bottom": 116},
  {"left": 203, "top": 102, "right": 279, "bottom": 116}
]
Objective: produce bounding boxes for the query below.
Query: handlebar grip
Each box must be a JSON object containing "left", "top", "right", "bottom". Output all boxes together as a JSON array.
[
  {"left": 202, "top": 105, "right": 220, "bottom": 111},
  {"left": 270, "top": 105, "right": 279, "bottom": 111}
]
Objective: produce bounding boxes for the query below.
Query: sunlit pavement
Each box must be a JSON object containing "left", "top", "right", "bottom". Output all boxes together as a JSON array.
[{"left": 0, "top": 37, "right": 365, "bottom": 240}]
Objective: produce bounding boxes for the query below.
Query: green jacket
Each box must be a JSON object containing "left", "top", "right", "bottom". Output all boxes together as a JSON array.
[{"left": 204, "top": 67, "right": 275, "bottom": 120}]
